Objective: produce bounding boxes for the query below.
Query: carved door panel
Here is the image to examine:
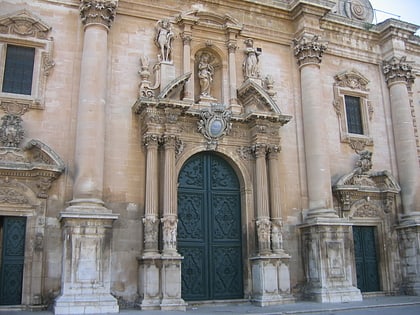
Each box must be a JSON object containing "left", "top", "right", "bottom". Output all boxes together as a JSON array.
[
  {"left": 0, "top": 216, "right": 26, "bottom": 305},
  {"left": 178, "top": 153, "right": 243, "bottom": 301},
  {"left": 353, "top": 226, "right": 380, "bottom": 292}
]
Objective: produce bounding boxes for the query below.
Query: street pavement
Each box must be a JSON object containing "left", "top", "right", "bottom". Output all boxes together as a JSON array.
[{"left": 1, "top": 295, "right": 420, "bottom": 315}]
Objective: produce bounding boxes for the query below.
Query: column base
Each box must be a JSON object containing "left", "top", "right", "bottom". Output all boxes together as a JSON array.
[
  {"left": 304, "top": 208, "right": 339, "bottom": 224},
  {"left": 54, "top": 294, "right": 119, "bottom": 315},
  {"left": 250, "top": 254, "right": 295, "bottom": 306},
  {"left": 138, "top": 255, "right": 162, "bottom": 310},
  {"left": 303, "top": 286, "right": 362, "bottom": 303},
  {"left": 160, "top": 255, "right": 187, "bottom": 311},
  {"left": 300, "top": 222, "right": 362, "bottom": 303},
  {"left": 397, "top": 223, "right": 420, "bottom": 295},
  {"left": 399, "top": 212, "right": 420, "bottom": 226}
]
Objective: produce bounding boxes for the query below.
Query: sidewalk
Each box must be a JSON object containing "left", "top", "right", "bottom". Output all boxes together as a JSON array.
[{"left": 2, "top": 295, "right": 420, "bottom": 315}]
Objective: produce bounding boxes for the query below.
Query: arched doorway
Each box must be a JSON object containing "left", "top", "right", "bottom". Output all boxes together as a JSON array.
[{"left": 177, "top": 152, "right": 243, "bottom": 301}]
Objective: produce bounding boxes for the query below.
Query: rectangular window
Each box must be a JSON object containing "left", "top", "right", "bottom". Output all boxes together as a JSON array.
[
  {"left": 345, "top": 95, "right": 363, "bottom": 135},
  {"left": 2, "top": 45, "right": 35, "bottom": 95}
]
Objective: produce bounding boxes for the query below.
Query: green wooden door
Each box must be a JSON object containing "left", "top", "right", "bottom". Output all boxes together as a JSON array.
[
  {"left": 0, "top": 216, "right": 26, "bottom": 305},
  {"left": 178, "top": 153, "right": 243, "bottom": 301},
  {"left": 353, "top": 226, "right": 380, "bottom": 292}
]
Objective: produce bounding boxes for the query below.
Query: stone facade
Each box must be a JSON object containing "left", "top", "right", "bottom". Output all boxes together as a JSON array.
[{"left": 0, "top": 0, "right": 419, "bottom": 314}]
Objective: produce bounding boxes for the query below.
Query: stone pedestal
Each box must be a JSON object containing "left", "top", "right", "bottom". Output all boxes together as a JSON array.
[
  {"left": 397, "top": 223, "right": 420, "bottom": 295},
  {"left": 160, "top": 256, "right": 186, "bottom": 311},
  {"left": 250, "top": 254, "right": 294, "bottom": 306},
  {"left": 54, "top": 211, "right": 119, "bottom": 315},
  {"left": 300, "top": 222, "right": 362, "bottom": 303},
  {"left": 138, "top": 255, "right": 161, "bottom": 310},
  {"left": 160, "top": 62, "right": 176, "bottom": 90},
  {"left": 138, "top": 255, "right": 186, "bottom": 311}
]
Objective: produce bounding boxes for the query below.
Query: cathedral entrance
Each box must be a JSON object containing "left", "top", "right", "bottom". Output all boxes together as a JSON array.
[
  {"left": 353, "top": 226, "right": 380, "bottom": 292},
  {"left": 0, "top": 216, "right": 26, "bottom": 305},
  {"left": 177, "top": 152, "right": 243, "bottom": 301}
]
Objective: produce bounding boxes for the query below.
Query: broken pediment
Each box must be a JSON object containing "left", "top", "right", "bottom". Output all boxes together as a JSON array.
[
  {"left": 333, "top": 151, "right": 400, "bottom": 216},
  {"left": 237, "top": 79, "right": 291, "bottom": 124},
  {"left": 158, "top": 72, "right": 192, "bottom": 100},
  {"left": 0, "top": 139, "right": 64, "bottom": 198},
  {"left": 0, "top": 10, "right": 52, "bottom": 39}
]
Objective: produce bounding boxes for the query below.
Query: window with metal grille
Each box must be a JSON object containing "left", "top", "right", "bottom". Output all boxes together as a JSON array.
[
  {"left": 345, "top": 95, "right": 363, "bottom": 135},
  {"left": 2, "top": 45, "right": 35, "bottom": 95}
]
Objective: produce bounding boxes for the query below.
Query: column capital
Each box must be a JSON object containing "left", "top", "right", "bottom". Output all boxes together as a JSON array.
[
  {"left": 181, "top": 32, "right": 192, "bottom": 45},
  {"left": 227, "top": 41, "right": 237, "bottom": 54},
  {"left": 293, "top": 34, "right": 327, "bottom": 67},
  {"left": 267, "top": 144, "right": 281, "bottom": 157},
  {"left": 143, "top": 133, "right": 160, "bottom": 147},
  {"left": 383, "top": 56, "right": 415, "bottom": 87},
  {"left": 252, "top": 143, "right": 268, "bottom": 158},
  {"left": 79, "top": 0, "right": 118, "bottom": 29}
]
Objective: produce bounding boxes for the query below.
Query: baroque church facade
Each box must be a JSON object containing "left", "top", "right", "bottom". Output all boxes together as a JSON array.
[{"left": 0, "top": 0, "right": 419, "bottom": 314}]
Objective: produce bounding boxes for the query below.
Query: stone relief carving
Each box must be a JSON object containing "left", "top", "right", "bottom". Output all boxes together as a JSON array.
[
  {"left": 155, "top": 19, "right": 174, "bottom": 62},
  {"left": 0, "top": 187, "right": 28, "bottom": 204},
  {"left": 271, "top": 218, "right": 284, "bottom": 253},
  {"left": 0, "top": 10, "right": 51, "bottom": 39},
  {"left": 243, "top": 38, "right": 261, "bottom": 79},
  {"left": 161, "top": 216, "right": 178, "bottom": 253},
  {"left": 293, "top": 34, "right": 327, "bottom": 67},
  {"left": 256, "top": 218, "right": 271, "bottom": 255},
  {"left": 383, "top": 56, "right": 415, "bottom": 86},
  {"left": 264, "top": 75, "right": 276, "bottom": 98},
  {"left": 333, "top": 151, "right": 400, "bottom": 218},
  {"left": 198, "top": 105, "right": 232, "bottom": 150},
  {"left": 0, "top": 115, "right": 24, "bottom": 148},
  {"left": 79, "top": 0, "right": 118, "bottom": 28},
  {"left": 142, "top": 216, "right": 159, "bottom": 253},
  {"left": 336, "top": 0, "right": 374, "bottom": 23}
]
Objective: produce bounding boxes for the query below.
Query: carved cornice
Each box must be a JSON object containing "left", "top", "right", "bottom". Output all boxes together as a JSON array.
[
  {"left": 383, "top": 56, "right": 415, "bottom": 87},
  {"left": 293, "top": 34, "right": 327, "bottom": 67},
  {"left": 79, "top": 0, "right": 118, "bottom": 29},
  {"left": 0, "top": 10, "right": 51, "bottom": 39}
]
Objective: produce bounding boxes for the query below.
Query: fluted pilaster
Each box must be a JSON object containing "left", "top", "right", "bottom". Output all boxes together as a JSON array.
[{"left": 143, "top": 134, "right": 160, "bottom": 255}]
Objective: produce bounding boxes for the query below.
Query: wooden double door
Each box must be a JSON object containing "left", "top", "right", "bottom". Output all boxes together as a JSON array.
[
  {"left": 177, "top": 153, "right": 243, "bottom": 301},
  {"left": 0, "top": 216, "right": 26, "bottom": 305},
  {"left": 353, "top": 226, "right": 380, "bottom": 292}
]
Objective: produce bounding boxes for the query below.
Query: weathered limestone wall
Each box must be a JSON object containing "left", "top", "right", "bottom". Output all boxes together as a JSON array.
[{"left": 0, "top": 0, "right": 418, "bottom": 309}]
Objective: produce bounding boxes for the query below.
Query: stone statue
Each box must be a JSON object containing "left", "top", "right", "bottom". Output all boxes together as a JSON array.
[
  {"left": 155, "top": 18, "right": 174, "bottom": 62},
  {"left": 243, "top": 38, "right": 261, "bottom": 79},
  {"left": 198, "top": 52, "right": 214, "bottom": 97}
]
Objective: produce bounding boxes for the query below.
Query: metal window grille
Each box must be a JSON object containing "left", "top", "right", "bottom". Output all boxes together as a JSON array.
[
  {"left": 2, "top": 45, "right": 35, "bottom": 95},
  {"left": 345, "top": 95, "right": 363, "bottom": 135}
]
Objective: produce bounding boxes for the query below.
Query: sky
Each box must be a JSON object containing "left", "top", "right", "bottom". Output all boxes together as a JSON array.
[{"left": 369, "top": 0, "right": 420, "bottom": 29}]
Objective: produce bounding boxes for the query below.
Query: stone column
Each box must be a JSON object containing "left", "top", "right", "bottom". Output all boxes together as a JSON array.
[
  {"left": 159, "top": 111, "right": 186, "bottom": 310},
  {"left": 384, "top": 56, "right": 420, "bottom": 295},
  {"left": 293, "top": 34, "right": 336, "bottom": 221},
  {"left": 294, "top": 34, "right": 361, "bottom": 303},
  {"left": 383, "top": 56, "right": 420, "bottom": 221},
  {"left": 55, "top": 1, "right": 119, "bottom": 314},
  {"left": 142, "top": 134, "right": 160, "bottom": 256},
  {"left": 253, "top": 143, "right": 271, "bottom": 255},
  {"left": 267, "top": 145, "right": 284, "bottom": 253}
]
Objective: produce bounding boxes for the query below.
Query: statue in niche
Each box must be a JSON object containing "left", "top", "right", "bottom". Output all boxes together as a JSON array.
[
  {"left": 243, "top": 38, "right": 261, "bottom": 79},
  {"left": 198, "top": 52, "right": 215, "bottom": 97},
  {"left": 155, "top": 18, "right": 174, "bottom": 62}
]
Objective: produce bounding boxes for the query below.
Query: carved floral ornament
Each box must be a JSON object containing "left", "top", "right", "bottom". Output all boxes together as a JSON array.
[
  {"left": 293, "top": 34, "right": 327, "bottom": 67},
  {"left": 383, "top": 56, "right": 415, "bottom": 86},
  {"left": 79, "top": 0, "right": 118, "bottom": 28}
]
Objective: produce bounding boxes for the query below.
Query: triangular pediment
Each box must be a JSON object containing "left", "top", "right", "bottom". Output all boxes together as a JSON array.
[
  {"left": 238, "top": 79, "right": 282, "bottom": 114},
  {"left": 0, "top": 9, "right": 51, "bottom": 39},
  {"left": 334, "top": 169, "right": 400, "bottom": 193}
]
